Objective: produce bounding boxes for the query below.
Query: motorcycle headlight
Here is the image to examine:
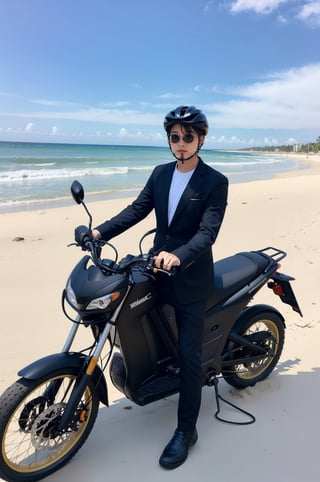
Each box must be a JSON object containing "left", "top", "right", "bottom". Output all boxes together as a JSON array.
[
  {"left": 66, "top": 278, "right": 121, "bottom": 312},
  {"left": 66, "top": 279, "right": 79, "bottom": 309},
  {"left": 86, "top": 292, "right": 120, "bottom": 311}
]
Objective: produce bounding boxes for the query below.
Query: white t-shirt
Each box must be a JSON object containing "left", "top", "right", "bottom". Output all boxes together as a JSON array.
[{"left": 168, "top": 166, "right": 195, "bottom": 225}]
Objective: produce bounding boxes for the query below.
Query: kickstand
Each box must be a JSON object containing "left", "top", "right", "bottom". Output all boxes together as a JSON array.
[{"left": 212, "top": 376, "right": 256, "bottom": 425}]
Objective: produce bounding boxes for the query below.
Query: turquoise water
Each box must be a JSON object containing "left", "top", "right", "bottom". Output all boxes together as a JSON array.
[{"left": 0, "top": 141, "right": 305, "bottom": 212}]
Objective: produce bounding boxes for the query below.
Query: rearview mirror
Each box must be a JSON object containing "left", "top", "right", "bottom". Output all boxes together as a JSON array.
[{"left": 71, "top": 180, "right": 84, "bottom": 205}]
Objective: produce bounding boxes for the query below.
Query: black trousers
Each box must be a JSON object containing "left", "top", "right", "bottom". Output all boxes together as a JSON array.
[{"left": 172, "top": 299, "right": 206, "bottom": 433}]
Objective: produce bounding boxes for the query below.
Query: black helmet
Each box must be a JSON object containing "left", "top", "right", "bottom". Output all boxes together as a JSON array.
[{"left": 164, "top": 105, "right": 209, "bottom": 135}]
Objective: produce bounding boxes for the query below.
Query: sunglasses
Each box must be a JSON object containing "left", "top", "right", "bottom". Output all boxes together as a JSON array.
[{"left": 169, "top": 133, "right": 195, "bottom": 144}]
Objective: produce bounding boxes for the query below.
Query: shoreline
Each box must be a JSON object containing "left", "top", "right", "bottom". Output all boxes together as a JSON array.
[
  {"left": 0, "top": 188, "right": 142, "bottom": 215},
  {"left": 274, "top": 151, "right": 320, "bottom": 176},
  {"left": 1, "top": 151, "right": 319, "bottom": 215}
]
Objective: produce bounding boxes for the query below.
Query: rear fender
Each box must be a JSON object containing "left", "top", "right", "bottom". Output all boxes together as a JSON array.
[
  {"left": 232, "top": 304, "right": 286, "bottom": 330},
  {"left": 18, "top": 352, "right": 109, "bottom": 406}
]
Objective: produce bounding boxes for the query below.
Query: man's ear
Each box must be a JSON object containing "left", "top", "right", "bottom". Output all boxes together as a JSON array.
[{"left": 199, "top": 135, "right": 205, "bottom": 149}]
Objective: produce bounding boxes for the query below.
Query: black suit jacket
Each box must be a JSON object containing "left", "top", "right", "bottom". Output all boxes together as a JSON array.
[{"left": 96, "top": 158, "right": 228, "bottom": 304}]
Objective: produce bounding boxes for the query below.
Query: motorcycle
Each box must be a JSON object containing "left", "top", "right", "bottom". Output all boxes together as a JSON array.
[{"left": 0, "top": 180, "right": 302, "bottom": 482}]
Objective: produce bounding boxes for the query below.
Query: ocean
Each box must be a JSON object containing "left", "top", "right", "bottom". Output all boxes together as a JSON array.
[{"left": 0, "top": 141, "right": 306, "bottom": 213}]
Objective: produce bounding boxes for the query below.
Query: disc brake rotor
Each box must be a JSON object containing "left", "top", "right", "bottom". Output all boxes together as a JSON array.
[{"left": 30, "top": 403, "right": 66, "bottom": 450}]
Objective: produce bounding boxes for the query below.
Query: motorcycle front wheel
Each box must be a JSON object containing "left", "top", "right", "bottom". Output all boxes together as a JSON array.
[
  {"left": 222, "top": 310, "right": 285, "bottom": 389},
  {"left": 0, "top": 368, "right": 100, "bottom": 482}
]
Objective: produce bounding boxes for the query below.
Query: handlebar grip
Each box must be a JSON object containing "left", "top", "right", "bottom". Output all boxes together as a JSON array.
[{"left": 74, "top": 225, "right": 92, "bottom": 249}]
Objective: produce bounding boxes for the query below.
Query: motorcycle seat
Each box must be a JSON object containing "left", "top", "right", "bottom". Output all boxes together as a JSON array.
[{"left": 207, "top": 251, "right": 270, "bottom": 308}]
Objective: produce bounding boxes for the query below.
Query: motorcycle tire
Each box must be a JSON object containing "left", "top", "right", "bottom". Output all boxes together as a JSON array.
[
  {"left": 222, "top": 310, "right": 285, "bottom": 389},
  {"left": 0, "top": 368, "right": 100, "bottom": 482}
]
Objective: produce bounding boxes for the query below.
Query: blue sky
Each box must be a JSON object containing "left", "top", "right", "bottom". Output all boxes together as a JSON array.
[{"left": 0, "top": 0, "right": 319, "bottom": 148}]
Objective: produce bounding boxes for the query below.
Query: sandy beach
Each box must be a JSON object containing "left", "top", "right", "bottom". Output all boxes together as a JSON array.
[{"left": 0, "top": 155, "right": 320, "bottom": 482}]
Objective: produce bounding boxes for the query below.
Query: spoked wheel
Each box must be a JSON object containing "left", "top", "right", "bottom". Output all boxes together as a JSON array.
[
  {"left": 0, "top": 369, "right": 100, "bottom": 482},
  {"left": 222, "top": 310, "right": 285, "bottom": 389}
]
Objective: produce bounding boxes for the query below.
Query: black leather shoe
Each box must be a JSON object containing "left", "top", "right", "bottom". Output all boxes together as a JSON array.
[{"left": 159, "top": 428, "right": 198, "bottom": 469}]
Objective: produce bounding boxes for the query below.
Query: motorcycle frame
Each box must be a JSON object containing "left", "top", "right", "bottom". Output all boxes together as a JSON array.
[{"left": 20, "top": 250, "right": 290, "bottom": 418}]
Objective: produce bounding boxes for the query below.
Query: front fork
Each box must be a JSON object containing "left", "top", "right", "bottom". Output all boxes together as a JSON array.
[
  {"left": 57, "top": 286, "right": 130, "bottom": 432},
  {"left": 56, "top": 317, "right": 113, "bottom": 432}
]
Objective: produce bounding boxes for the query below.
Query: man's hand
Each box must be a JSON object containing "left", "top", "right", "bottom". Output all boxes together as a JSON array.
[
  {"left": 92, "top": 229, "right": 101, "bottom": 240},
  {"left": 74, "top": 225, "right": 92, "bottom": 249},
  {"left": 154, "top": 251, "right": 180, "bottom": 271}
]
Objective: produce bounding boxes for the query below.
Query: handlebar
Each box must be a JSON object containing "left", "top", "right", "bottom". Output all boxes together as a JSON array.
[{"left": 71, "top": 237, "right": 176, "bottom": 277}]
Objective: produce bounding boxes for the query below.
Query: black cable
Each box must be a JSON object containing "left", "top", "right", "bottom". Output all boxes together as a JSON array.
[{"left": 212, "top": 376, "right": 256, "bottom": 425}]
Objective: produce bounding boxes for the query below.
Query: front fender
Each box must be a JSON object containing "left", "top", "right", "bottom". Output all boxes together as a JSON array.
[{"left": 18, "top": 352, "right": 109, "bottom": 406}]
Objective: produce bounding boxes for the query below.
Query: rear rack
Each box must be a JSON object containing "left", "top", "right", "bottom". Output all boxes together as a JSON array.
[{"left": 256, "top": 247, "right": 287, "bottom": 263}]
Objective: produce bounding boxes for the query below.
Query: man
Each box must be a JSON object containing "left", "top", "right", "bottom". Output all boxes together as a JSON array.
[{"left": 82, "top": 106, "right": 228, "bottom": 468}]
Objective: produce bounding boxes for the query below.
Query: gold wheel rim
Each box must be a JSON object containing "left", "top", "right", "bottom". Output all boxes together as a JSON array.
[
  {"left": 234, "top": 319, "right": 280, "bottom": 380},
  {"left": 2, "top": 374, "right": 93, "bottom": 474}
]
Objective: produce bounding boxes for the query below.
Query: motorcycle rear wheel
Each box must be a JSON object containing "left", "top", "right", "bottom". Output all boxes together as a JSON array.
[
  {"left": 222, "top": 311, "right": 285, "bottom": 389},
  {"left": 0, "top": 369, "right": 100, "bottom": 482}
]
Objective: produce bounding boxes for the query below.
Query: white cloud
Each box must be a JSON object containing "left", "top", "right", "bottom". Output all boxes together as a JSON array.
[
  {"left": 118, "top": 128, "right": 144, "bottom": 139},
  {"left": 158, "top": 93, "right": 185, "bottom": 99},
  {"left": 31, "top": 98, "right": 79, "bottom": 107},
  {"left": 50, "top": 126, "right": 58, "bottom": 135},
  {"left": 102, "top": 101, "right": 131, "bottom": 107},
  {"left": 1, "top": 107, "right": 161, "bottom": 127},
  {"left": 277, "top": 14, "right": 288, "bottom": 23},
  {"left": 119, "top": 127, "right": 128, "bottom": 137},
  {"left": 152, "top": 132, "right": 165, "bottom": 141},
  {"left": 297, "top": 1, "right": 320, "bottom": 26},
  {"left": 25, "top": 122, "right": 34, "bottom": 133},
  {"left": 226, "top": 0, "right": 320, "bottom": 27},
  {"left": 230, "top": 0, "right": 290, "bottom": 14},
  {"left": 204, "top": 63, "right": 320, "bottom": 129}
]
